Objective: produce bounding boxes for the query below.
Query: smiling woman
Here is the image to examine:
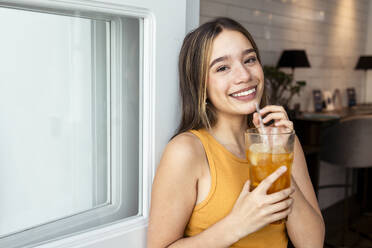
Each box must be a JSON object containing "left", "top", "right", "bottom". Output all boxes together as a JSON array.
[{"left": 147, "top": 17, "right": 325, "bottom": 248}]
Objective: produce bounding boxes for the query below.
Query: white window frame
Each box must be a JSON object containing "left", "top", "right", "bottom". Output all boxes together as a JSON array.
[{"left": 0, "top": 0, "right": 155, "bottom": 247}]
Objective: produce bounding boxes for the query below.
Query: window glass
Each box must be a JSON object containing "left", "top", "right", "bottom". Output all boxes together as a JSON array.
[{"left": 0, "top": 5, "right": 140, "bottom": 247}]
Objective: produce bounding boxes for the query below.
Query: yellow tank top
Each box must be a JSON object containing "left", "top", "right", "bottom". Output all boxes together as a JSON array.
[{"left": 185, "top": 129, "right": 288, "bottom": 248}]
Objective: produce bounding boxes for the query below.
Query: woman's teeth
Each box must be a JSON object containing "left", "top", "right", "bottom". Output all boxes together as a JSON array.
[{"left": 231, "top": 88, "right": 256, "bottom": 97}]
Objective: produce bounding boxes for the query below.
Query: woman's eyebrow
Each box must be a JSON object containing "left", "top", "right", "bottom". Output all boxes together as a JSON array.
[
  {"left": 209, "top": 55, "right": 228, "bottom": 69},
  {"left": 209, "top": 49, "right": 256, "bottom": 69},
  {"left": 242, "top": 48, "right": 256, "bottom": 56}
]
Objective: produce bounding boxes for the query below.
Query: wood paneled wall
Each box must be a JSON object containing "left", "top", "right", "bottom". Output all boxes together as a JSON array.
[{"left": 200, "top": 0, "right": 370, "bottom": 110}]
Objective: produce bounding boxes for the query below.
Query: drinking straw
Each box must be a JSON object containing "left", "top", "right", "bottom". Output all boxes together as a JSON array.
[
  {"left": 255, "top": 103, "right": 269, "bottom": 145},
  {"left": 255, "top": 103, "right": 266, "bottom": 131}
]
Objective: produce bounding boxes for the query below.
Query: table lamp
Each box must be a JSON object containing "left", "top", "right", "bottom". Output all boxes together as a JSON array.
[
  {"left": 355, "top": 56, "right": 372, "bottom": 103},
  {"left": 277, "top": 49, "right": 311, "bottom": 77},
  {"left": 276, "top": 50, "right": 310, "bottom": 113},
  {"left": 355, "top": 56, "right": 372, "bottom": 70}
]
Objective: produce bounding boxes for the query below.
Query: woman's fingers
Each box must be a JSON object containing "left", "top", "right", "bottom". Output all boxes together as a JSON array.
[
  {"left": 269, "top": 205, "right": 293, "bottom": 222},
  {"left": 256, "top": 166, "right": 287, "bottom": 193},
  {"left": 254, "top": 105, "right": 292, "bottom": 129},
  {"left": 252, "top": 113, "right": 260, "bottom": 128},
  {"left": 234, "top": 180, "right": 251, "bottom": 207},
  {"left": 274, "top": 120, "right": 293, "bottom": 130},
  {"left": 264, "top": 197, "right": 294, "bottom": 215},
  {"left": 265, "top": 187, "right": 295, "bottom": 204},
  {"left": 259, "top": 105, "right": 287, "bottom": 118},
  {"left": 240, "top": 180, "right": 250, "bottom": 196},
  {"left": 262, "top": 112, "right": 288, "bottom": 123}
]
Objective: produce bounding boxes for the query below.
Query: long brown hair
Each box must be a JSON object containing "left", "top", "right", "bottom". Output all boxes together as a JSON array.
[{"left": 174, "top": 17, "right": 268, "bottom": 137}]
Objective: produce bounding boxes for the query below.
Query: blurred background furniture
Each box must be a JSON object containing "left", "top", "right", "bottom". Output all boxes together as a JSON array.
[
  {"left": 293, "top": 104, "right": 372, "bottom": 199},
  {"left": 292, "top": 105, "right": 372, "bottom": 194},
  {"left": 318, "top": 115, "right": 372, "bottom": 247}
]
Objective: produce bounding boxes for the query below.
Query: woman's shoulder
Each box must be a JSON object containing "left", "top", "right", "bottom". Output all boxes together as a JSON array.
[
  {"left": 155, "top": 131, "right": 206, "bottom": 179},
  {"left": 165, "top": 131, "right": 205, "bottom": 163}
]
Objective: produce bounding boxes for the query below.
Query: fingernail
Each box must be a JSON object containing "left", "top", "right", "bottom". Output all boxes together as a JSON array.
[{"left": 280, "top": 166, "right": 287, "bottom": 172}]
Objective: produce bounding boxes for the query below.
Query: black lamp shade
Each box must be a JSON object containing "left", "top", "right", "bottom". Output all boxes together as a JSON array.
[
  {"left": 355, "top": 56, "right": 372, "bottom": 70},
  {"left": 277, "top": 50, "right": 311, "bottom": 69}
]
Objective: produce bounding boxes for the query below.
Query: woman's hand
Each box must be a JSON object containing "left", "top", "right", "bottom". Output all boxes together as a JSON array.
[
  {"left": 227, "top": 166, "right": 295, "bottom": 240},
  {"left": 253, "top": 105, "right": 293, "bottom": 130}
]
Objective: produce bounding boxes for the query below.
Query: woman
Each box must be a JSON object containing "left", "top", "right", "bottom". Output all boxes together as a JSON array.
[{"left": 148, "top": 17, "right": 324, "bottom": 248}]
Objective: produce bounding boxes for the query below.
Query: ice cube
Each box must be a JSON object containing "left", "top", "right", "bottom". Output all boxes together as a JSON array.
[
  {"left": 271, "top": 146, "right": 287, "bottom": 163},
  {"left": 249, "top": 143, "right": 270, "bottom": 153},
  {"left": 249, "top": 152, "right": 259, "bottom": 166},
  {"left": 272, "top": 145, "right": 286, "bottom": 154},
  {"left": 248, "top": 143, "right": 271, "bottom": 166}
]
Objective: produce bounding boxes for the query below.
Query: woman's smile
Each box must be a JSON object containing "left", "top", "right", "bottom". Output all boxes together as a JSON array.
[{"left": 229, "top": 85, "right": 257, "bottom": 101}]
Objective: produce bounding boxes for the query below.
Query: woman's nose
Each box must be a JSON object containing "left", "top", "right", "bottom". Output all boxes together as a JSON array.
[{"left": 234, "top": 63, "right": 251, "bottom": 84}]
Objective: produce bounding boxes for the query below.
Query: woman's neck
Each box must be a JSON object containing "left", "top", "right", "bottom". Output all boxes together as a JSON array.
[{"left": 208, "top": 114, "right": 249, "bottom": 157}]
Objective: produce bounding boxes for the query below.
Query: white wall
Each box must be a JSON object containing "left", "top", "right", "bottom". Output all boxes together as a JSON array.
[
  {"left": 200, "top": 0, "right": 369, "bottom": 110},
  {"left": 186, "top": 0, "right": 200, "bottom": 32},
  {"left": 200, "top": 0, "right": 371, "bottom": 210},
  {"left": 365, "top": 0, "right": 372, "bottom": 102}
]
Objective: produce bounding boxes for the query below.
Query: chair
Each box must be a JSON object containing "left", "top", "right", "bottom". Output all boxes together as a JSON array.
[{"left": 319, "top": 115, "right": 372, "bottom": 247}]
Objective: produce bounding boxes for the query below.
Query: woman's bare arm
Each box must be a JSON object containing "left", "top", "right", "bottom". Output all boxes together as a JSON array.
[
  {"left": 147, "top": 133, "right": 239, "bottom": 248},
  {"left": 286, "top": 137, "right": 325, "bottom": 248}
]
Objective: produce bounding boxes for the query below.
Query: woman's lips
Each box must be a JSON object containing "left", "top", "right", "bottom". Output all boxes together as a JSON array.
[{"left": 230, "top": 86, "right": 257, "bottom": 101}]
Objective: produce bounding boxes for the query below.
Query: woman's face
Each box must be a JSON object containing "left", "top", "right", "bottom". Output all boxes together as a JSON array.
[{"left": 207, "top": 29, "right": 264, "bottom": 118}]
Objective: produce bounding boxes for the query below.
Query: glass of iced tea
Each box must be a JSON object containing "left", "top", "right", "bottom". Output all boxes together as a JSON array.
[{"left": 245, "top": 127, "right": 295, "bottom": 224}]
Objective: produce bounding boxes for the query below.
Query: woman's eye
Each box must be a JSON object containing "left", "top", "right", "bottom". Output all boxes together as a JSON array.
[
  {"left": 244, "top": 57, "right": 257, "bottom": 64},
  {"left": 216, "top": 66, "right": 228, "bottom": 72}
]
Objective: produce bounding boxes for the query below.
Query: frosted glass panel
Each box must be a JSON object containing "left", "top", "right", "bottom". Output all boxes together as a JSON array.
[{"left": 0, "top": 7, "right": 109, "bottom": 237}]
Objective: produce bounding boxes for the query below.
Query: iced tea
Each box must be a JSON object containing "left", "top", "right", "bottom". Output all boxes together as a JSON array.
[
  {"left": 245, "top": 127, "right": 295, "bottom": 224},
  {"left": 246, "top": 143, "right": 293, "bottom": 194}
]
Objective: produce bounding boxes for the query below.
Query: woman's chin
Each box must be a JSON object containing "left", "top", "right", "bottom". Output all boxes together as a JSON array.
[{"left": 242, "top": 102, "right": 259, "bottom": 114}]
